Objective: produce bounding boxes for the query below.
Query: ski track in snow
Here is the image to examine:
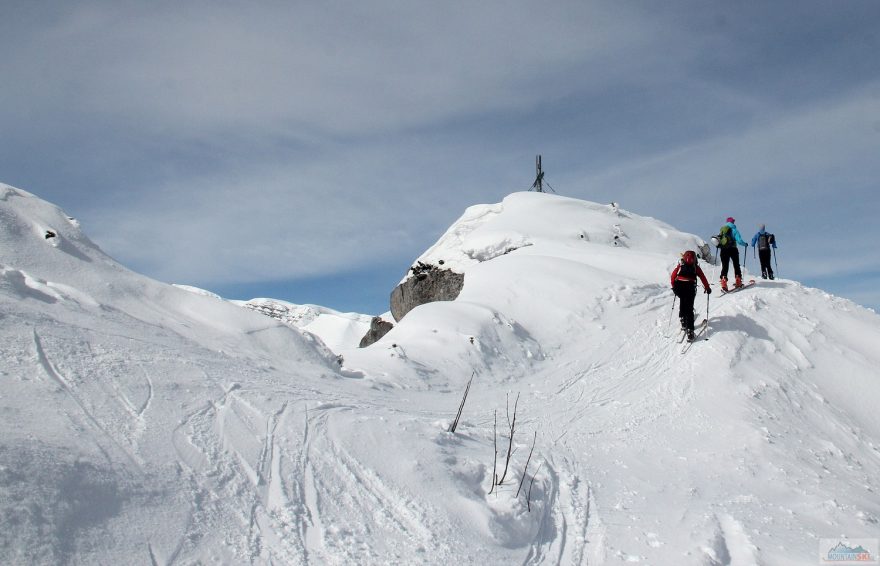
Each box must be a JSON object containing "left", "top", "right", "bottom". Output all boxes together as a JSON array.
[
  {"left": 533, "top": 285, "right": 785, "bottom": 564},
  {"left": 545, "top": 294, "right": 697, "bottom": 444},
  {"left": 522, "top": 442, "right": 617, "bottom": 566},
  {"left": 298, "top": 406, "right": 441, "bottom": 563},
  {"left": 701, "top": 514, "right": 761, "bottom": 566},
  {"left": 167, "top": 387, "right": 449, "bottom": 564},
  {"left": 523, "top": 453, "right": 603, "bottom": 566},
  {"left": 32, "top": 328, "right": 145, "bottom": 473},
  {"left": 526, "top": 292, "right": 689, "bottom": 564},
  {"left": 301, "top": 405, "right": 322, "bottom": 563}
]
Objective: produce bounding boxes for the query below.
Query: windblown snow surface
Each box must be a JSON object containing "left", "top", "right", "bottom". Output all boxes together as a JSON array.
[
  {"left": 173, "top": 287, "right": 374, "bottom": 353},
  {"left": 1, "top": 183, "right": 879, "bottom": 565}
]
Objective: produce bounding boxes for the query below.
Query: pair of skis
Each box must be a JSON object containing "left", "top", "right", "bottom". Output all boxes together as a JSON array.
[
  {"left": 719, "top": 279, "right": 756, "bottom": 295},
  {"left": 677, "top": 318, "right": 708, "bottom": 354},
  {"left": 674, "top": 278, "right": 756, "bottom": 353}
]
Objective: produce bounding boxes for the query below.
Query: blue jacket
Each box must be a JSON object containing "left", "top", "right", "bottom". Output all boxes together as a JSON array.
[
  {"left": 726, "top": 222, "right": 748, "bottom": 247},
  {"left": 751, "top": 229, "right": 777, "bottom": 249}
]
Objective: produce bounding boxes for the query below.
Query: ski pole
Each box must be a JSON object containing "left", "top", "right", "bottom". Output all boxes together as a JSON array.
[
  {"left": 666, "top": 294, "right": 677, "bottom": 334},
  {"left": 712, "top": 247, "right": 718, "bottom": 280},
  {"left": 773, "top": 247, "right": 779, "bottom": 277},
  {"left": 706, "top": 289, "right": 710, "bottom": 322}
]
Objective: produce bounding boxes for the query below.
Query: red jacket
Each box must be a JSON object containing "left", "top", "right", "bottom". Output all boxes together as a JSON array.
[{"left": 671, "top": 264, "right": 710, "bottom": 291}]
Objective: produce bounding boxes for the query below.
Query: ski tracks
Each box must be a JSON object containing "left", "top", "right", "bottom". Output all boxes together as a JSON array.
[
  {"left": 525, "top": 290, "right": 703, "bottom": 565},
  {"left": 32, "top": 328, "right": 144, "bottom": 472},
  {"left": 168, "top": 391, "right": 445, "bottom": 564},
  {"left": 549, "top": 310, "right": 696, "bottom": 442},
  {"left": 169, "top": 389, "right": 309, "bottom": 564},
  {"left": 523, "top": 455, "right": 606, "bottom": 565},
  {"left": 700, "top": 514, "right": 762, "bottom": 566},
  {"left": 295, "top": 405, "right": 441, "bottom": 564}
]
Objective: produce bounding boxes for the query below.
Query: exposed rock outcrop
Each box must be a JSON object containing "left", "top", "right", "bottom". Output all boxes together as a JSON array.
[
  {"left": 698, "top": 242, "right": 713, "bottom": 263},
  {"left": 358, "top": 316, "right": 394, "bottom": 348},
  {"left": 389, "top": 262, "right": 464, "bottom": 322}
]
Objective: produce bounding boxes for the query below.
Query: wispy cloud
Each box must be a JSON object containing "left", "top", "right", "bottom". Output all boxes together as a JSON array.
[
  {"left": 86, "top": 140, "right": 493, "bottom": 284},
  {"left": 2, "top": 1, "right": 879, "bottom": 310},
  {"left": 1, "top": 2, "right": 666, "bottom": 141},
  {"left": 569, "top": 84, "right": 880, "bottom": 276}
]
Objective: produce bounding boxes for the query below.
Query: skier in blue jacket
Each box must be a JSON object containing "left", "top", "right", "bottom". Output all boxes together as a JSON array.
[
  {"left": 751, "top": 224, "right": 777, "bottom": 279},
  {"left": 717, "top": 217, "right": 748, "bottom": 291}
]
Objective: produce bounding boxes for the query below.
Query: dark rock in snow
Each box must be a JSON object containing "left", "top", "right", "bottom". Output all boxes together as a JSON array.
[
  {"left": 698, "top": 242, "right": 713, "bottom": 263},
  {"left": 389, "top": 262, "right": 464, "bottom": 322},
  {"left": 358, "top": 316, "right": 394, "bottom": 348}
]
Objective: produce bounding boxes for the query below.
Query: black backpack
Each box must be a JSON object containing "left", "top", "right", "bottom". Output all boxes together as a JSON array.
[
  {"left": 679, "top": 251, "right": 697, "bottom": 278},
  {"left": 757, "top": 233, "right": 771, "bottom": 251}
]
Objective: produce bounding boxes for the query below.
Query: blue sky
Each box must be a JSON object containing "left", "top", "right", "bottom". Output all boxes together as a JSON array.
[{"left": 2, "top": 1, "right": 879, "bottom": 314}]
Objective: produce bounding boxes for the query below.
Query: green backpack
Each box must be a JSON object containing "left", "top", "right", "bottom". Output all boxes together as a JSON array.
[{"left": 718, "top": 225, "right": 734, "bottom": 248}]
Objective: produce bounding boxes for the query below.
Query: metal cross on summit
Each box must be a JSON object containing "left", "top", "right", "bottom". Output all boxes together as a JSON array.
[{"left": 530, "top": 155, "right": 556, "bottom": 193}]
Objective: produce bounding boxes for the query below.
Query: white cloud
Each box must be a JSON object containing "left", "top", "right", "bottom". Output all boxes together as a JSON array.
[
  {"left": 0, "top": 2, "right": 669, "bottom": 141},
  {"left": 568, "top": 84, "right": 880, "bottom": 282},
  {"left": 579, "top": 85, "right": 880, "bottom": 196},
  {"left": 85, "top": 140, "right": 490, "bottom": 284},
  {"left": 3, "top": 0, "right": 879, "bottom": 312}
]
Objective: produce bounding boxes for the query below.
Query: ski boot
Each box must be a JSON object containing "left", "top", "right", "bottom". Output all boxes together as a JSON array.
[
  {"left": 734, "top": 276, "right": 743, "bottom": 289},
  {"left": 720, "top": 277, "right": 729, "bottom": 292},
  {"left": 687, "top": 329, "right": 696, "bottom": 341},
  {"left": 768, "top": 270, "right": 775, "bottom": 280},
  {"left": 761, "top": 270, "right": 767, "bottom": 280}
]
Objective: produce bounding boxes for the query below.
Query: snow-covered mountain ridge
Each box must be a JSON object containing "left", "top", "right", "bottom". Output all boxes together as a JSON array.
[
  {"left": 231, "top": 298, "right": 373, "bottom": 352},
  {"left": 2, "top": 184, "right": 879, "bottom": 565},
  {"left": 170, "top": 285, "right": 373, "bottom": 352}
]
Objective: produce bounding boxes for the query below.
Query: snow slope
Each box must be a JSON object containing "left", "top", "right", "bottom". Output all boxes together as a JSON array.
[
  {"left": 2, "top": 185, "right": 879, "bottom": 565},
  {"left": 232, "top": 298, "right": 374, "bottom": 352},
  {"left": 172, "top": 286, "right": 374, "bottom": 352}
]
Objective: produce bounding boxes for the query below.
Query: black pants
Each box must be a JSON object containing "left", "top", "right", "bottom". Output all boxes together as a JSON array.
[
  {"left": 719, "top": 247, "right": 742, "bottom": 280},
  {"left": 758, "top": 249, "right": 774, "bottom": 279},
  {"left": 673, "top": 280, "right": 697, "bottom": 331}
]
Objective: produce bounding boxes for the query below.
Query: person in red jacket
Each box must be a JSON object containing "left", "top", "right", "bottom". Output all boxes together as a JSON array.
[{"left": 670, "top": 250, "right": 712, "bottom": 340}]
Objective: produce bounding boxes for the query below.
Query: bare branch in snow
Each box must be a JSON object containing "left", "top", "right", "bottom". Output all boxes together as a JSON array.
[
  {"left": 497, "top": 392, "right": 519, "bottom": 485},
  {"left": 448, "top": 371, "right": 474, "bottom": 433},
  {"left": 516, "top": 430, "right": 537, "bottom": 498}
]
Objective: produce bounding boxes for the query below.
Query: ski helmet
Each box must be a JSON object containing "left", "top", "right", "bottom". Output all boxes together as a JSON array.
[
  {"left": 682, "top": 250, "right": 697, "bottom": 265},
  {"left": 726, "top": 217, "right": 735, "bottom": 223}
]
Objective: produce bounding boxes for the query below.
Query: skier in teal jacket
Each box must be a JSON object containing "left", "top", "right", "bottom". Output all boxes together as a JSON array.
[{"left": 717, "top": 217, "right": 748, "bottom": 291}]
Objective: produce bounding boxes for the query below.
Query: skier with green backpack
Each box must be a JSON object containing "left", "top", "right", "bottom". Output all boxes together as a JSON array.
[{"left": 711, "top": 217, "right": 748, "bottom": 292}]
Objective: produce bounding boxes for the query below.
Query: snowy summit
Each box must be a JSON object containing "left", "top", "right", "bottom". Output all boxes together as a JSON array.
[{"left": 2, "top": 184, "right": 879, "bottom": 565}]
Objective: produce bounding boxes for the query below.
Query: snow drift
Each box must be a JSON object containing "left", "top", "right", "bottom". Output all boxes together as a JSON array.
[{"left": 2, "top": 184, "right": 879, "bottom": 565}]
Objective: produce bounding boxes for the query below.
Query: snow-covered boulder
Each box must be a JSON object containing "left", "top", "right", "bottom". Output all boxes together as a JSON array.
[
  {"left": 358, "top": 315, "right": 394, "bottom": 347},
  {"left": 389, "top": 262, "right": 464, "bottom": 321}
]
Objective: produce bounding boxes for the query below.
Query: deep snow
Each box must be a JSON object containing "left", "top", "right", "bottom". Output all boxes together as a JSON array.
[{"left": 2, "top": 183, "right": 879, "bottom": 565}]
